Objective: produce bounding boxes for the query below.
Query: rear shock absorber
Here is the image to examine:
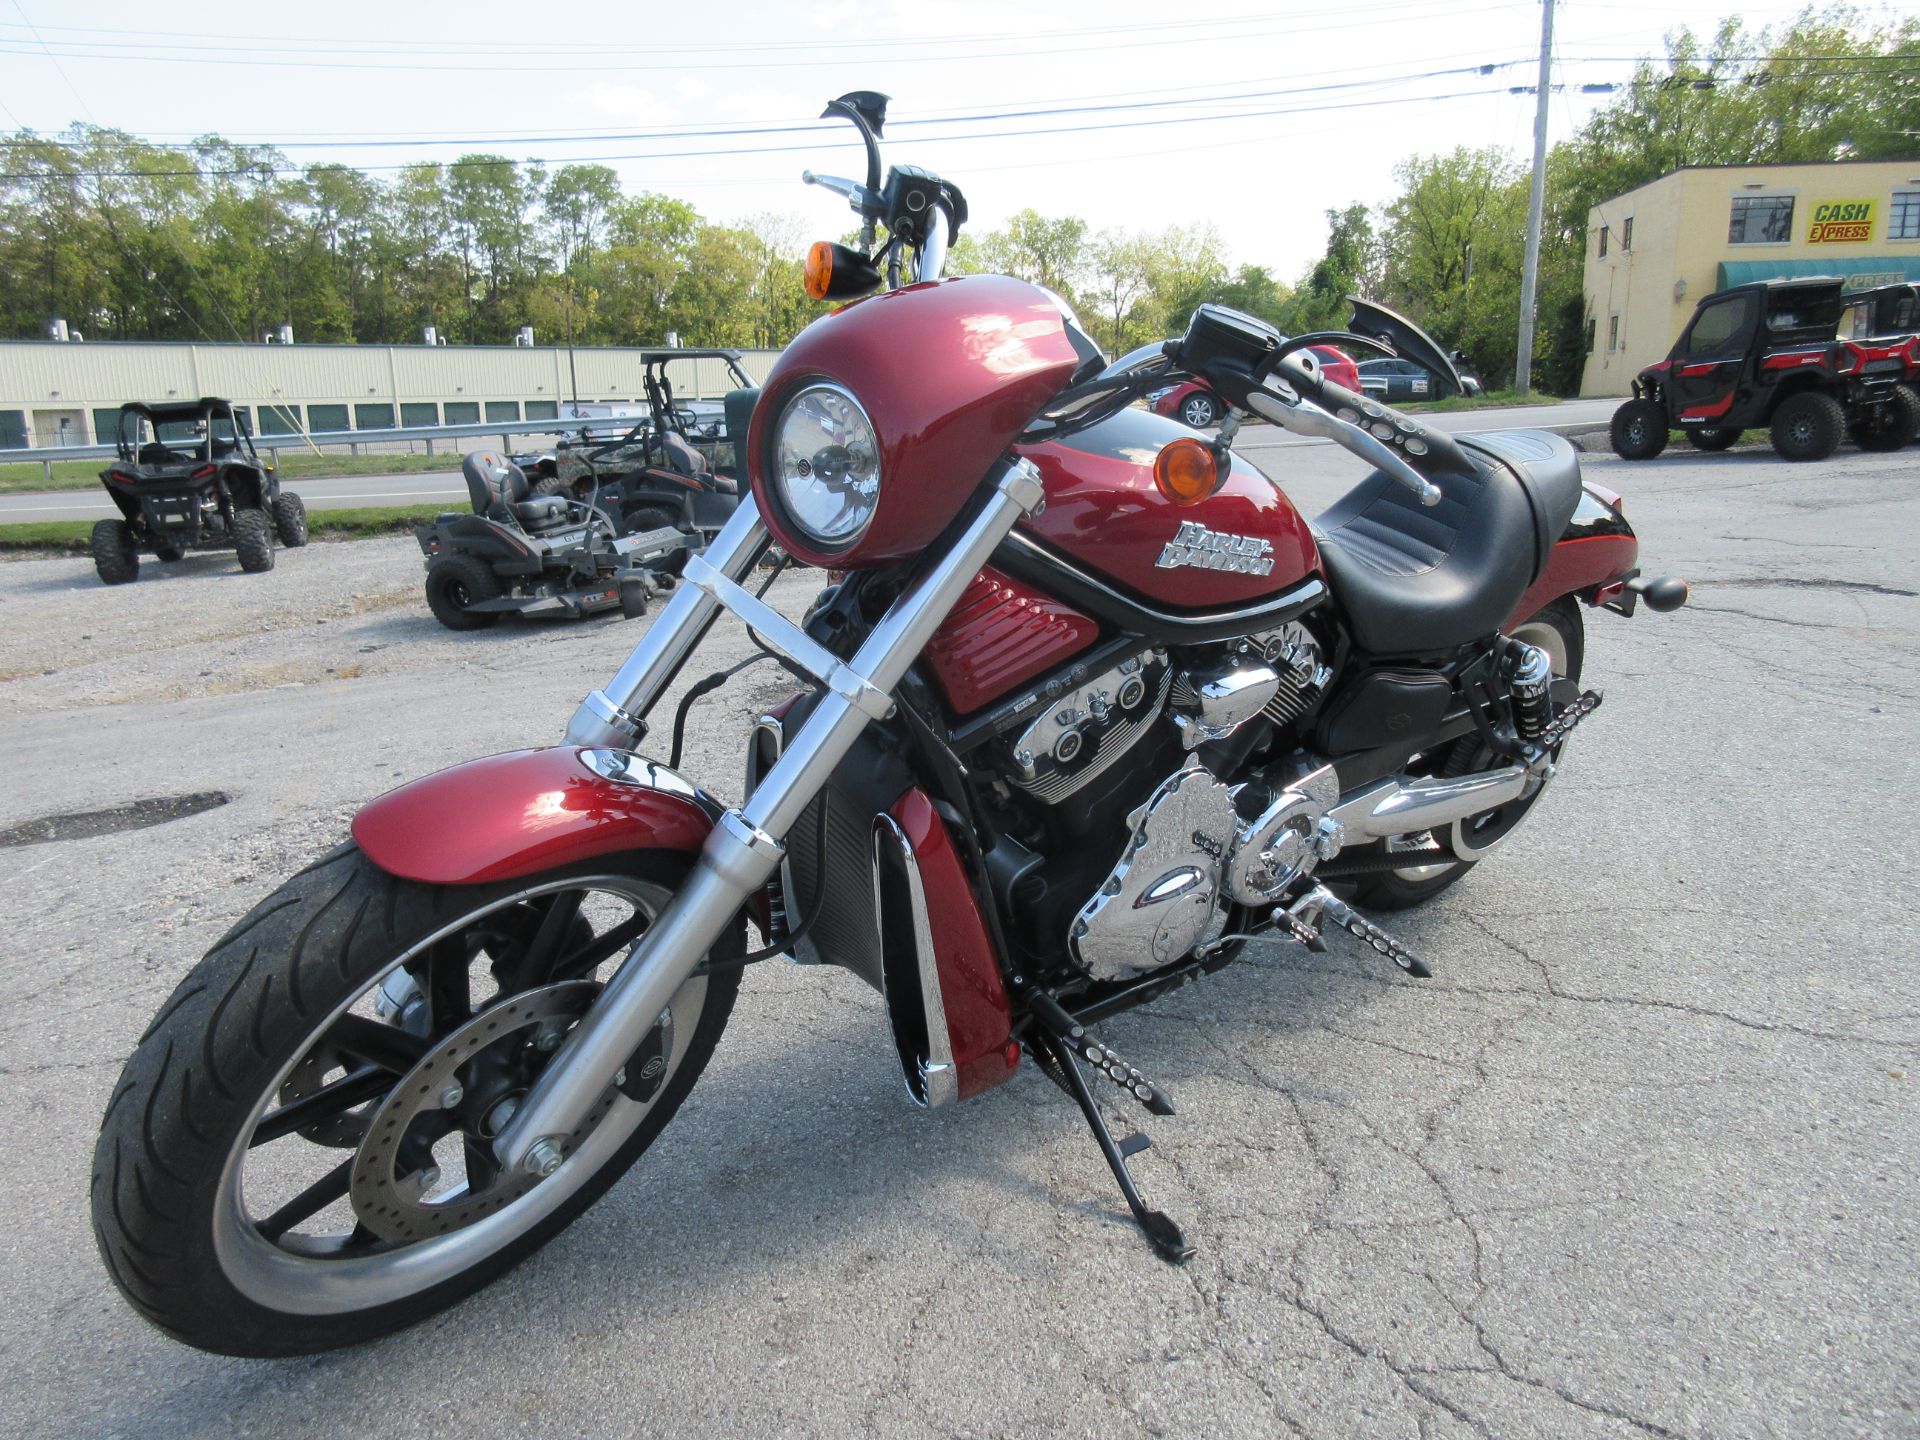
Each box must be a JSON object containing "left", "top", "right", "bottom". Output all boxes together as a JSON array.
[{"left": 1506, "top": 641, "right": 1553, "bottom": 744}]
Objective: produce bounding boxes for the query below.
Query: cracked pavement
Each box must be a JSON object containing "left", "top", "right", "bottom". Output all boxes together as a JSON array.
[{"left": 0, "top": 439, "right": 1915, "bottom": 1439}]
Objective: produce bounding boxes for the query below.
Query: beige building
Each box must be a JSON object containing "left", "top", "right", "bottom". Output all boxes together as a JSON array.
[
  {"left": 1579, "top": 158, "right": 1920, "bottom": 397},
  {"left": 0, "top": 341, "right": 778, "bottom": 450}
]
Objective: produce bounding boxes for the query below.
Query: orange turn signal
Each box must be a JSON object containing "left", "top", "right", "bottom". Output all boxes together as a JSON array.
[
  {"left": 804, "top": 241, "right": 835, "bottom": 301},
  {"left": 1153, "top": 437, "right": 1219, "bottom": 506}
]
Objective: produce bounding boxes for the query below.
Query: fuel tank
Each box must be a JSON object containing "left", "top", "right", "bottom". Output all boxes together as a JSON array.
[{"left": 1013, "top": 406, "right": 1321, "bottom": 610}]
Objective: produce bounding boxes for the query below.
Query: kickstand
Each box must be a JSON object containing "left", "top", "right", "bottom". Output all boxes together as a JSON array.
[{"left": 1031, "top": 1029, "right": 1194, "bottom": 1264}]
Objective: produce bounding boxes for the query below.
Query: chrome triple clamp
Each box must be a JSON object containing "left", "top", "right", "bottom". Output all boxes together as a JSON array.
[{"left": 1287, "top": 883, "right": 1433, "bottom": 978}]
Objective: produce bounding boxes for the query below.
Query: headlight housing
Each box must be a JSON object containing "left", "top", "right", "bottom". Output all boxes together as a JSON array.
[{"left": 771, "top": 382, "right": 881, "bottom": 548}]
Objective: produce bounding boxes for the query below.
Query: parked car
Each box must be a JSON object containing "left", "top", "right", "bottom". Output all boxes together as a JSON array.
[
  {"left": 1355, "top": 356, "right": 1442, "bottom": 403},
  {"left": 1150, "top": 345, "right": 1358, "bottom": 427},
  {"left": 1610, "top": 275, "right": 1916, "bottom": 462}
]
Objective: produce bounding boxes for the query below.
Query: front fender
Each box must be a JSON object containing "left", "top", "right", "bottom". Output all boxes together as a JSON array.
[{"left": 352, "top": 747, "right": 721, "bottom": 886}]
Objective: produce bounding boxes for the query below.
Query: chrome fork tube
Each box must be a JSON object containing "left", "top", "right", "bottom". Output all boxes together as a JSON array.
[
  {"left": 496, "top": 460, "right": 1045, "bottom": 1173},
  {"left": 563, "top": 497, "right": 771, "bottom": 748}
]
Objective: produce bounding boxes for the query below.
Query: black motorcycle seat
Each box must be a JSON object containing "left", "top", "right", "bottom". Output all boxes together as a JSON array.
[{"left": 1312, "top": 430, "right": 1584, "bottom": 656}]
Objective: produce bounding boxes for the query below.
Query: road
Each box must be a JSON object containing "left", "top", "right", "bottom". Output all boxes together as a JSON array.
[
  {"left": 0, "top": 399, "right": 1620, "bottom": 522},
  {"left": 1, "top": 437, "right": 1915, "bottom": 1439}
]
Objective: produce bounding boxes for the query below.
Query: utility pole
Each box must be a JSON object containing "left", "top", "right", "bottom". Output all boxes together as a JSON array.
[{"left": 1515, "top": 0, "right": 1555, "bottom": 395}]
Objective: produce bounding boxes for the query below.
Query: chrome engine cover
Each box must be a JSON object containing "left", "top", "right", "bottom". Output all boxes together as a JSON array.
[
  {"left": 1070, "top": 759, "right": 1237, "bottom": 982},
  {"left": 1222, "top": 762, "right": 1343, "bottom": 904},
  {"left": 1004, "top": 650, "right": 1171, "bottom": 804}
]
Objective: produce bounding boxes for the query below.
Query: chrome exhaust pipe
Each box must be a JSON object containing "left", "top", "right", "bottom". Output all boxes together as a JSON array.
[{"left": 1328, "top": 766, "right": 1530, "bottom": 841}]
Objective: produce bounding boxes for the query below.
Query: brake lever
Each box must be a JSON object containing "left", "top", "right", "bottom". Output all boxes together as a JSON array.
[
  {"left": 1243, "top": 382, "right": 1443, "bottom": 507},
  {"left": 802, "top": 171, "right": 878, "bottom": 215}
]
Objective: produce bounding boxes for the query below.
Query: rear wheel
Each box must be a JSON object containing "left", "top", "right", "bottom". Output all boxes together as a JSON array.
[
  {"left": 234, "top": 508, "right": 276, "bottom": 572},
  {"left": 1609, "top": 398, "right": 1668, "bottom": 460},
  {"left": 1770, "top": 391, "right": 1845, "bottom": 461},
  {"left": 1685, "top": 426, "right": 1742, "bottom": 451},
  {"left": 90, "top": 845, "right": 742, "bottom": 1356},
  {"left": 91, "top": 519, "right": 139, "bottom": 584},
  {"left": 1344, "top": 600, "right": 1584, "bottom": 910},
  {"left": 1180, "top": 392, "right": 1219, "bottom": 428},
  {"left": 1848, "top": 390, "right": 1918, "bottom": 452},
  {"left": 425, "top": 553, "right": 502, "bottom": 630},
  {"left": 272, "top": 492, "right": 310, "bottom": 547}
]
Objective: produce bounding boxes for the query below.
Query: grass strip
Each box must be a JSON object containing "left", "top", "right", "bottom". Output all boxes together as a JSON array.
[
  {"left": 0, "top": 504, "right": 445, "bottom": 554},
  {"left": 1399, "top": 390, "right": 1564, "bottom": 414},
  {"left": 0, "top": 450, "right": 460, "bottom": 495}
]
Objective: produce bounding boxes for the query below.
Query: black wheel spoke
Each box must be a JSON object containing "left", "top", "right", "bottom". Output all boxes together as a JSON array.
[
  {"left": 425, "top": 935, "right": 473, "bottom": 1027},
  {"left": 504, "top": 892, "right": 585, "bottom": 991},
  {"left": 252, "top": 1064, "right": 391, "bottom": 1148},
  {"left": 257, "top": 1158, "right": 353, "bottom": 1242},
  {"left": 465, "top": 1137, "right": 501, "bottom": 1193},
  {"left": 327, "top": 1015, "right": 429, "bottom": 1075},
  {"left": 554, "top": 910, "right": 649, "bottom": 981}
]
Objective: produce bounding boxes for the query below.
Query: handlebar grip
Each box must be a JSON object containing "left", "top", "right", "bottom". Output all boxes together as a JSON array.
[{"left": 1275, "top": 357, "right": 1474, "bottom": 477}]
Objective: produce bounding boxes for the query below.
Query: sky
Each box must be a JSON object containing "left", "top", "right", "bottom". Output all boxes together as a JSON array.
[{"left": 0, "top": 0, "right": 1898, "bottom": 281}]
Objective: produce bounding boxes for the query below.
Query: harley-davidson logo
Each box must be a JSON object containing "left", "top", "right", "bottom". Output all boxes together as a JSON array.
[{"left": 1156, "top": 520, "right": 1275, "bottom": 576}]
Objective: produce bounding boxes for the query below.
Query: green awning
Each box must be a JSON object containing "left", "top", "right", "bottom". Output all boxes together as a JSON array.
[{"left": 1718, "top": 255, "right": 1920, "bottom": 291}]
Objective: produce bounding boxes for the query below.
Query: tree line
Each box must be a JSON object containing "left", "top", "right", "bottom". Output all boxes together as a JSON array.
[{"left": 0, "top": 7, "right": 1912, "bottom": 393}]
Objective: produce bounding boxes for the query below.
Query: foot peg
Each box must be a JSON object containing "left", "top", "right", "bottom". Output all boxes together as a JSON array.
[
  {"left": 1026, "top": 990, "right": 1192, "bottom": 1265},
  {"left": 1288, "top": 884, "right": 1432, "bottom": 977},
  {"left": 1529, "top": 687, "right": 1602, "bottom": 759}
]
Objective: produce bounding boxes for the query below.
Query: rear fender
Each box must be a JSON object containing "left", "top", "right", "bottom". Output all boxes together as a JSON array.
[
  {"left": 352, "top": 747, "right": 721, "bottom": 886},
  {"left": 1503, "top": 483, "right": 1639, "bottom": 629}
]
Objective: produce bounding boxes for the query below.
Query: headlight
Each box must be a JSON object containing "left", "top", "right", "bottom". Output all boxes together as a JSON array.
[{"left": 772, "top": 382, "right": 881, "bottom": 547}]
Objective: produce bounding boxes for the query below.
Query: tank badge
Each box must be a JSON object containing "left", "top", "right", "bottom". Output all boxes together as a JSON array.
[{"left": 1156, "top": 521, "right": 1274, "bottom": 576}]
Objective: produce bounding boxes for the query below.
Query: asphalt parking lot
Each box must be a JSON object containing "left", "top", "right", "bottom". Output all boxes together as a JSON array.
[{"left": 1, "top": 436, "right": 1915, "bottom": 1439}]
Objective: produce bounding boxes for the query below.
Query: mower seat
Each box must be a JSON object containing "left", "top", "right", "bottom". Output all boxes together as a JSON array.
[
  {"left": 464, "top": 450, "right": 573, "bottom": 530},
  {"left": 513, "top": 496, "right": 571, "bottom": 528}
]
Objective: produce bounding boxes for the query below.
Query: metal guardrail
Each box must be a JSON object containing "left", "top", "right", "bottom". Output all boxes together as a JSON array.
[{"left": 0, "top": 415, "right": 672, "bottom": 481}]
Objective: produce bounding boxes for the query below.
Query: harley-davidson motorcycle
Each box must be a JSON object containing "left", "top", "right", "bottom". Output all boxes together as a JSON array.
[{"left": 91, "top": 93, "right": 1687, "bottom": 1355}]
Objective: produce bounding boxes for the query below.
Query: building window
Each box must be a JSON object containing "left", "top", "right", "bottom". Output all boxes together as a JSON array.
[
  {"left": 1598, "top": 225, "right": 1609, "bottom": 258},
  {"left": 1892, "top": 190, "right": 1920, "bottom": 241},
  {"left": 308, "top": 404, "right": 350, "bottom": 433},
  {"left": 0, "top": 410, "right": 25, "bottom": 448},
  {"left": 524, "top": 400, "right": 559, "bottom": 421},
  {"left": 485, "top": 401, "right": 520, "bottom": 423},
  {"left": 401, "top": 402, "right": 439, "bottom": 427},
  {"left": 1621, "top": 215, "right": 1633, "bottom": 250},
  {"left": 1607, "top": 314, "right": 1621, "bottom": 352},
  {"left": 1729, "top": 194, "right": 1794, "bottom": 244},
  {"left": 259, "top": 404, "right": 304, "bottom": 436},
  {"left": 444, "top": 401, "right": 480, "bottom": 425},
  {"left": 91, "top": 408, "right": 121, "bottom": 445},
  {"left": 1584, "top": 316, "right": 1598, "bottom": 354},
  {"left": 354, "top": 403, "right": 395, "bottom": 430}
]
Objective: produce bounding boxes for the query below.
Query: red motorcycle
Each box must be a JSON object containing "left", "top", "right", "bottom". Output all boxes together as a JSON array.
[{"left": 92, "top": 93, "right": 1687, "bottom": 1355}]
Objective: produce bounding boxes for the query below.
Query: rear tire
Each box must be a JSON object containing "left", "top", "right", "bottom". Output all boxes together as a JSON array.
[
  {"left": 90, "top": 845, "right": 742, "bottom": 1356},
  {"left": 1770, "top": 391, "right": 1845, "bottom": 461},
  {"left": 1685, "top": 426, "right": 1741, "bottom": 451},
  {"left": 272, "top": 492, "right": 309, "bottom": 547},
  {"left": 1849, "top": 390, "right": 1918, "bottom": 452},
  {"left": 91, "top": 519, "right": 139, "bottom": 584},
  {"left": 1609, "top": 398, "right": 1668, "bottom": 460},
  {"left": 425, "top": 553, "right": 502, "bottom": 630},
  {"left": 1344, "top": 599, "right": 1584, "bottom": 911},
  {"left": 234, "top": 508, "right": 276, "bottom": 572}
]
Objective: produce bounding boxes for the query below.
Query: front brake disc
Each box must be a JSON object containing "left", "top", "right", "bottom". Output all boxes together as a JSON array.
[{"left": 349, "top": 980, "right": 617, "bottom": 1243}]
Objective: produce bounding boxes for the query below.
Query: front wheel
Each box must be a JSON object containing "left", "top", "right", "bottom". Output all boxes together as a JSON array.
[
  {"left": 91, "top": 519, "right": 139, "bottom": 584},
  {"left": 273, "top": 492, "right": 310, "bottom": 546},
  {"left": 91, "top": 845, "right": 742, "bottom": 1356},
  {"left": 1180, "top": 392, "right": 1219, "bottom": 428},
  {"left": 234, "top": 507, "right": 276, "bottom": 572},
  {"left": 1344, "top": 599, "right": 1584, "bottom": 910},
  {"left": 1609, "top": 398, "right": 1668, "bottom": 460}
]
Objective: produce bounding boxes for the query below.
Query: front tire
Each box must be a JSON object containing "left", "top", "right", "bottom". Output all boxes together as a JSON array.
[
  {"left": 1770, "top": 391, "right": 1845, "bottom": 461},
  {"left": 1344, "top": 599, "right": 1585, "bottom": 910},
  {"left": 1685, "top": 426, "right": 1741, "bottom": 451},
  {"left": 234, "top": 508, "right": 276, "bottom": 572},
  {"left": 1609, "top": 398, "right": 1668, "bottom": 459},
  {"left": 273, "top": 492, "right": 310, "bottom": 546},
  {"left": 91, "top": 846, "right": 742, "bottom": 1356},
  {"left": 91, "top": 519, "right": 139, "bottom": 584}
]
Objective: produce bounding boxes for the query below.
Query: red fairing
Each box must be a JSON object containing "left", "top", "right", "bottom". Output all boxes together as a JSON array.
[
  {"left": 1505, "top": 533, "right": 1639, "bottom": 631},
  {"left": 747, "top": 275, "right": 1087, "bottom": 569},
  {"left": 1015, "top": 406, "right": 1321, "bottom": 609},
  {"left": 921, "top": 565, "right": 1098, "bottom": 714},
  {"left": 353, "top": 748, "right": 715, "bottom": 886},
  {"left": 888, "top": 788, "right": 1017, "bottom": 1102}
]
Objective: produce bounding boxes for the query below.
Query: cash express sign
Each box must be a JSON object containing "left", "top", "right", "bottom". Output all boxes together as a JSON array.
[{"left": 1808, "top": 200, "right": 1875, "bottom": 244}]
